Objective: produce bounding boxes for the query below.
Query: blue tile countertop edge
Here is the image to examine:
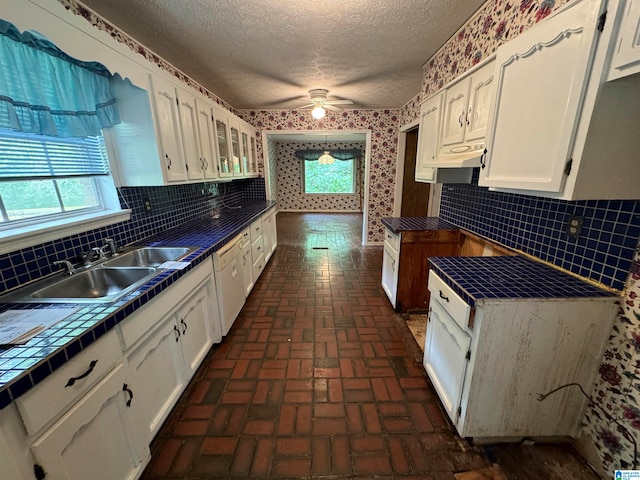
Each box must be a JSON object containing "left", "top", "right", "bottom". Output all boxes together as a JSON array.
[
  {"left": 0, "top": 201, "right": 276, "bottom": 410},
  {"left": 428, "top": 255, "right": 618, "bottom": 309},
  {"left": 381, "top": 216, "right": 457, "bottom": 234}
]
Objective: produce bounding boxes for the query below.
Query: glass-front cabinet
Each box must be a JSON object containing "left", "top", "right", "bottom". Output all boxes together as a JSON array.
[
  {"left": 241, "top": 131, "right": 251, "bottom": 174},
  {"left": 229, "top": 119, "right": 242, "bottom": 176},
  {"left": 214, "top": 108, "right": 233, "bottom": 178},
  {"left": 250, "top": 135, "right": 258, "bottom": 175}
]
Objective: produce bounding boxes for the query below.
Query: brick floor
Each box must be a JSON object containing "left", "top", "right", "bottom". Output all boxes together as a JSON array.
[{"left": 141, "top": 212, "right": 598, "bottom": 480}]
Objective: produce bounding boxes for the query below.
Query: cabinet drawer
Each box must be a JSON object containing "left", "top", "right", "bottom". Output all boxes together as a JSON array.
[
  {"left": 16, "top": 328, "right": 121, "bottom": 436},
  {"left": 240, "top": 227, "right": 251, "bottom": 247},
  {"left": 252, "top": 253, "right": 265, "bottom": 280},
  {"left": 428, "top": 270, "right": 471, "bottom": 330},
  {"left": 250, "top": 218, "right": 263, "bottom": 242},
  {"left": 384, "top": 227, "right": 400, "bottom": 251},
  {"left": 251, "top": 235, "right": 264, "bottom": 260}
]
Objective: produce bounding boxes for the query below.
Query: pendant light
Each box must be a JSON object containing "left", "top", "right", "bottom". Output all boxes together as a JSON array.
[{"left": 318, "top": 136, "right": 334, "bottom": 165}]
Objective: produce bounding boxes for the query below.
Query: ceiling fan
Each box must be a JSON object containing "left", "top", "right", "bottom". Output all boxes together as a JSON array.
[{"left": 297, "top": 89, "right": 353, "bottom": 119}]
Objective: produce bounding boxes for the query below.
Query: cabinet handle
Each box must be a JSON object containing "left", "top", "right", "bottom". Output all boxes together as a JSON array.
[
  {"left": 480, "top": 148, "right": 487, "bottom": 169},
  {"left": 203, "top": 158, "right": 209, "bottom": 170},
  {"left": 65, "top": 359, "right": 98, "bottom": 387},
  {"left": 391, "top": 259, "right": 396, "bottom": 271},
  {"left": 165, "top": 153, "right": 172, "bottom": 170},
  {"left": 181, "top": 318, "right": 188, "bottom": 334},
  {"left": 122, "top": 383, "right": 134, "bottom": 407},
  {"left": 458, "top": 111, "right": 465, "bottom": 127},
  {"left": 439, "top": 290, "right": 450, "bottom": 302},
  {"left": 173, "top": 325, "right": 181, "bottom": 341},
  {"left": 466, "top": 107, "right": 472, "bottom": 126}
]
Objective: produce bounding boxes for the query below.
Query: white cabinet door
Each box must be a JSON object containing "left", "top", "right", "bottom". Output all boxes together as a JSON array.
[
  {"left": 464, "top": 61, "right": 495, "bottom": 142},
  {"left": 31, "top": 363, "right": 146, "bottom": 480},
  {"left": 241, "top": 130, "right": 251, "bottom": 175},
  {"left": 149, "top": 75, "right": 188, "bottom": 182},
  {"left": 127, "top": 316, "right": 184, "bottom": 442},
  {"left": 213, "top": 109, "right": 233, "bottom": 178},
  {"left": 242, "top": 242, "right": 254, "bottom": 297},
  {"left": 423, "top": 299, "right": 471, "bottom": 425},
  {"left": 415, "top": 93, "right": 443, "bottom": 182},
  {"left": 229, "top": 119, "right": 243, "bottom": 176},
  {"left": 177, "top": 283, "right": 214, "bottom": 376},
  {"left": 195, "top": 100, "right": 218, "bottom": 180},
  {"left": 381, "top": 244, "right": 399, "bottom": 308},
  {"left": 441, "top": 80, "right": 469, "bottom": 146},
  {"left": 609, "top": 0, "right": 640, "bottom": 80},
  {"left": 177, "top": 89, "right": 203, "bottom": 181},
  {"left": 480, "top": 0, "right": 605, "bottom": 192},
  {"left": 250, "top": 135, "right": 259, "bottom": 174},
  {"left": 262, "top": 211, "right": 277, "bottom": 261}
]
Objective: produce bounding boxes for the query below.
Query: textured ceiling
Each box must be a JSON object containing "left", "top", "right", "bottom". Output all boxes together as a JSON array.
[{"left": 78, "top": 0, "right": 486, "bottom": 110}]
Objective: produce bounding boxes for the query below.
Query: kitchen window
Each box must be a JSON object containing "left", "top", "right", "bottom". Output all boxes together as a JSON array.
[{"left": 0, "top": 19, "right": 128, "bottom": 254}]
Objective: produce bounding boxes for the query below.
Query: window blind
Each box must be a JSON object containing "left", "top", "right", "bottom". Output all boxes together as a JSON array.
[{"left": 0, "top": 129, "right": 110, "bottom": 179}]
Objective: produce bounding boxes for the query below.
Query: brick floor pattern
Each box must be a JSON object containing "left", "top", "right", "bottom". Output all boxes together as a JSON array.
[{"left": 142, "top": 213, "right": 491, "bottom": 479}]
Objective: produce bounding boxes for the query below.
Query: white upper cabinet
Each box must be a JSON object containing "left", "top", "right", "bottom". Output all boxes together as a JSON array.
[
  {"left": 250, "top": 134, "right": 259, "bottom": 175},
  {"left": 228, "top": 118, "right": 243, "bottom": 176},
  {"left": 608, "top": 0, "right": 640, "bottom": 80},
  {"left": 195, "top": 99, "right": 219, "bottom": 180},
  {"left": 148, "top": 75, "right": 188, "bottom": 183},
  {"left": 176, "top": 88, "right": 202, "bottom": 181},
  {"left": 479, "top": 0, "right": 640, "bottom": 200},
  {"left": 415, "top": 93, "right": 443, "bottom": 183},
  {"left": 241, "top": 123, "right": 259, "bottom": 177},
  {"left": 214, "top": 108, "right": 234, "bottom": 179},
  {"left": 415, "top": 92, "right": 474, "bottom": 184},
  {"left": 440, "top": 58, "right": 495, "bottom": 148}
]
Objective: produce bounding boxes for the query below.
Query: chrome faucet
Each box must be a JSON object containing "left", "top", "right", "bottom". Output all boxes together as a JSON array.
[
  {"left": 53, "top": 260, "right": 76, "bottom": 275},
  {"left": 81, "top": 247, "right": 106, "bottom": 266},
  {"left": 101, "top": 238, "right": 119, "bottom": 257}
]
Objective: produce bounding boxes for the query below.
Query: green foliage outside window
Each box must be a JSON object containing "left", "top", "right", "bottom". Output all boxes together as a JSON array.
[{"left": 304, "top": 159, "right": 355, "bottom": 194}]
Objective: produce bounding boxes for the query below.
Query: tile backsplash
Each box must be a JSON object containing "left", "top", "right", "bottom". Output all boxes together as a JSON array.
[
  {"left": 0, "top": 178, "right": 265, "bottom": 294},
  {"left": 439, "top": 170, "right": 640, "bottom": 291}
]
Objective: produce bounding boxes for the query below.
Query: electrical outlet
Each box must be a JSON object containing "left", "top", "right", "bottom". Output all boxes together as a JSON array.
[
  {"left": 566, "top": 215, "right": 583, "bottom": 239},
  {"left": 143, "top": 197, "right": 152, "bottom": 213}
]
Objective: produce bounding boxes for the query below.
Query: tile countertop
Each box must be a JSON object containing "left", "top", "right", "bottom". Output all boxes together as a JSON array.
[
  {"left": 0, "top": 201, "right": 276, "bottom": 409},
  {"left": 429, "top": 255, "right": 618, "bottom": 309},
  {"left": 381, "top": 216, "right": 457, "bottom": 234}
]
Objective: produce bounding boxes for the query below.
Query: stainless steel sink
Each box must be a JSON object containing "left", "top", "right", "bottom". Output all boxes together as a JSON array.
[
  {"left": 0, "top": 246, "right": 196, "bottom": 304},
  {"left": 103, "top": 247, "right": 193, "bottom": 268},
  {"left": 30, "top": 267, "right": 156, "bottom": 301}
]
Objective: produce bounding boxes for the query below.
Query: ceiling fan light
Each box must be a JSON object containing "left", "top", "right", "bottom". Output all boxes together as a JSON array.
[{"left": 311, "top": 105, "right": 326, "bottom": 119}]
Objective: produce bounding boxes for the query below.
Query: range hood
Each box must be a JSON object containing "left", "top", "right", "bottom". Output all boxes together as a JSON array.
[{"left": 432, "top": 142, "right": 485, "bottom": 168}]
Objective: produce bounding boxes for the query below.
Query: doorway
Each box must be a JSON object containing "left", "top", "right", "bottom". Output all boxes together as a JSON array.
[{"left": 400, "top": 128, "right": 430, "bottom": 217}]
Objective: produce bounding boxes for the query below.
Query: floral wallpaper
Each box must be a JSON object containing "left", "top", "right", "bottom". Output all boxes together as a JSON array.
[
  {"left": 401, "top": 0, "right": 640, "bottom": 474},
  {"left": 56, "top": 0, "right": 239, "bottom": 115},
  {"left": 400, "top": 0, "right": 572, "bottom": 125},
  {"left": 240, "top": 110, "right": 400, "bottom": 243},
  {"left": 275, "top": 141, "right": 365, "bottom": 212}
]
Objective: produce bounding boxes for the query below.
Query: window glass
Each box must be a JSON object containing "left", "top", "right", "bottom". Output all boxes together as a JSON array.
[{"left": 304, "top": 159, "right": 355, "bottom": 194}]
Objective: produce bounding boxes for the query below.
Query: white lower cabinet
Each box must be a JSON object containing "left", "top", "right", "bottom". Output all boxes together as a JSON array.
[
  {"left": 126, "top": 316, "right": 185, "bottom": 442},
  {"left": 424, "top": 270, "right": 617, "bottom": 438},
  {"left": 262, "top": 210, "right": 277, "bottom": 262},
  {"left": 31, "top": 362, "right": 147, "bottom": 480},
  {"left": 241, "top": 231, "right": 254, "bottom": 297},
  {"left": 123, "top": 260, "right": 218, "bottom": 442},
  {"left": 381, "top": 242, "right": 399, "bottom": 308}
]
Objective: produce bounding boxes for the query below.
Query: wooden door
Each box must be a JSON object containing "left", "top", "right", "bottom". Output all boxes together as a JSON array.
[{"left": 401, "top": 128, "right": 429, "bottom": 217}]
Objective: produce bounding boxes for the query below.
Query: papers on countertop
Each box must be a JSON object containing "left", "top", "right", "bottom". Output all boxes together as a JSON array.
[
  {"left": 0, "top": 308, "right": 78, "bottom": 346},
  {"left": 158, "top": 261, "right": 190, "bottom": 270}
]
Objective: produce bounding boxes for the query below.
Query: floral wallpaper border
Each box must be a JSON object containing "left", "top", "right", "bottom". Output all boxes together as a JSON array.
[{"left": 56, "top": 0, "right": 239, "bottom": 116}]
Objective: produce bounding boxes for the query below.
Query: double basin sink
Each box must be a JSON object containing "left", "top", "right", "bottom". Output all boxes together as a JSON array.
[{"left": 1, "top": 247, "right": 195, "bottom": 304}]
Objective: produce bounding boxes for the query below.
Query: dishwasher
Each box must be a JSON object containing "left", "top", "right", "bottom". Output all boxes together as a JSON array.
[{"left": 213, "top": 234, "right": 245, "bottom": 336}]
